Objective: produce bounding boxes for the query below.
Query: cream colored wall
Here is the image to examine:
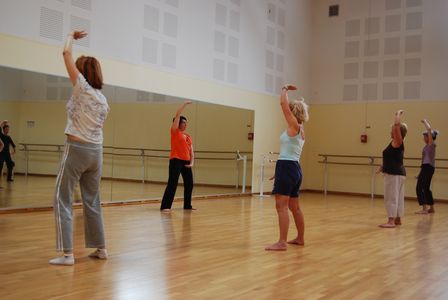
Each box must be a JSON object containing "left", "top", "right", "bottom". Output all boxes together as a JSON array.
[
  {"left": 17, "top": 101, "right": 67, "bottom": 175},
  {"left": 0, "top": 101, "right": 20, "bottom": 132},
  {"left": 4, "top": 99, "right": 254, "bottom": 186},
  {"left": 194, "top": 103, "right": 254, "bottom": 186},
  {"left": 109, "top": 102, "right": 253, "bottom": 185},
  {"left": 2, "top": 101, "right": 114, "bottom": 177},
  {"left": 302, "top": 101, "right": 448, "bottom": 200}
]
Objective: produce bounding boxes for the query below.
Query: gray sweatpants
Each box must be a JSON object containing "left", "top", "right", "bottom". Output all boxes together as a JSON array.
[{"left": 53, "top": 139, "right": 106, "bottom": 252}]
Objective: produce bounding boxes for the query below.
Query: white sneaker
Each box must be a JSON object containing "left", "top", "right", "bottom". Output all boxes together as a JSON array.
[
  {"left": 88, "top": 249, "right": 108, "bottom": 260},
  {"left": 49, "top": 254, "right": 74, "bottom": 266}
]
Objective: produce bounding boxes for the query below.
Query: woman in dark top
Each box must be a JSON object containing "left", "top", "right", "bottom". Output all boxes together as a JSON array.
[
  {"left": 379, "top": 110, "right": 407, "bottom": 228},
  {"left": 415, "top": 119, "right": 438, "bottom": 214},
  {"left": 0, "top": 121, "right": 16, "bottom": 182},
  {"left": 0, "top": 136, "right": 3, "bottom": 189}
]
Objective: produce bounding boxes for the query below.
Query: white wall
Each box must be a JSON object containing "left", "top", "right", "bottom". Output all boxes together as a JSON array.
[
  {"left": 311, "top": 0, "right": 448, "bottom": 103},
  {"left": 0, "top": 0, "right": 309, "bottom": 97}
]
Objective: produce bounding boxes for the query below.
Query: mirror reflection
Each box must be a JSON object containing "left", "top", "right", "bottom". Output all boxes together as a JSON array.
[{"left": 0, "top": 65, "right": 253, "bottom": 209}]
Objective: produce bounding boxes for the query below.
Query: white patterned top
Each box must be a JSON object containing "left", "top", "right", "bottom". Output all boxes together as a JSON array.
[{"left": 64, "top": 73, "right": 109, "bottom": 144}]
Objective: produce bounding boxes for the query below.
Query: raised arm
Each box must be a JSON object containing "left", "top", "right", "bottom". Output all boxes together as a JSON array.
[
  {"left": 171, "top": 101, "right": 192, "bottom": 131},
  {"left": 280, "top": 85, "right": 300, "bottom": 136},
  {"left": 391, "top": 110, "right": 404, "bottom": 148},
  {"left": 421, "top": 119, "right": 433, "bottom": 145},
  {"left": 63, "top": 30, "right": 87, "bottom": 86}
]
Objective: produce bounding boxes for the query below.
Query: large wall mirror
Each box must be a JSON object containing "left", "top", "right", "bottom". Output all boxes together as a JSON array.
[{"left": 0, "top": 65, "right": 253, "bottom": 209}]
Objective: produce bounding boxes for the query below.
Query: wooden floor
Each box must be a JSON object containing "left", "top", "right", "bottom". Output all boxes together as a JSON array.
[
  {"left": 0, "top": 175, "right": 239, "bottom": 208},
  {"left": 1, "top": 193, "right": 448, "bottom": 299}
]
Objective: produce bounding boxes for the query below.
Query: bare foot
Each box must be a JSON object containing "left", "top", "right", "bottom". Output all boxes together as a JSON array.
[
  {"left": 265, "top": 242, "right": 287, "bottom": 251},
  {"left": 379, "top": 223, "right": 396, "bottom": 228},
  {"left": 161, "top": 209, "right": 171, "bottom": 213},
  {"left": 395, "top": 218, "right": 402, "bottom": 226},
  {"left": 287, "top": 238, "right": 304, "bottom": 246},
  {"left": 427, "top": 208, "right": 435, "bottom": 214},
  {"left": 184, "top": 207, "right": 197, "bottom": 210}
]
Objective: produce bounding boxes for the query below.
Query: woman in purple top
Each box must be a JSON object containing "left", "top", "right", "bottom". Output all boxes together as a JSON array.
[{"left": 415, "top": 119, "right": 438, "bottom": 214}]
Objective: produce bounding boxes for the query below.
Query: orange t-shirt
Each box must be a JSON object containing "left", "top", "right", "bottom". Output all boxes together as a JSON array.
[{"left": 170, "top": 128, "right": 192, "bottom": 161}]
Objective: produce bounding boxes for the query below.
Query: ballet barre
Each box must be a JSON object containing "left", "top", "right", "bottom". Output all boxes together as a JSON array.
[
  {"left": 236, "top": 151, "right": 248, "bottom": 193},
  {"left": 318, "top": 154, "right": 448, "bottom": 199},
  {"left": 18, "top": 143, "right": 252, "bottom": 193},
  {"left": 258, "top": 152, "right": 279, "bottom": 198}
]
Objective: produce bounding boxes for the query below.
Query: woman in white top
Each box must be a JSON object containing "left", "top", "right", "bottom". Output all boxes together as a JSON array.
[
  {"left": 266, "top": 84, "right": 309, "bottom": 251},
  {"left": 49, "top": 31, "right": 110, "bottom": 266}
]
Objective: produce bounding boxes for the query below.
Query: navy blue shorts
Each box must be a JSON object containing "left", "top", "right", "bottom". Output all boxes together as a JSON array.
[{"left": 272, "top": 160, "right": 302, "bottom": 197}]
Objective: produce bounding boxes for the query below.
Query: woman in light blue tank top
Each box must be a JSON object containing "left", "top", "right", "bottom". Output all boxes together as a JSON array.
[{"left": 266, "top": 84, "right": 309, "bottom": 251}]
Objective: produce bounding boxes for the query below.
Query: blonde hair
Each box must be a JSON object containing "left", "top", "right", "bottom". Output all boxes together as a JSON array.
[
  {"left": 399, "top": 123, "right": 408, "bottom": 138},
  {"left": 392, "top": 123, "right": 408, "bottom": 138},
  {"left": 289, "top": 98, "right": 309, "bottom": 123}
]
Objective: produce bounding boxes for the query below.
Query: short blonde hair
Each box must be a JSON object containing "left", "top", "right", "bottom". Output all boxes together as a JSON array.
[
  {"left": 400, "top": 123, "right": 408, "bottom": 138},
  {"left": 289, "top": 98, "right": 309, "bottom": 123},
  {"left": 392, "top": 123, "right": 408, "bottom": 138}
]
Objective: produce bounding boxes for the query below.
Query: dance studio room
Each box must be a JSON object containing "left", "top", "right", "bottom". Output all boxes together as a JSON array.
[{"left": 1, "top": 0, "right": 447, "bottom": 299}]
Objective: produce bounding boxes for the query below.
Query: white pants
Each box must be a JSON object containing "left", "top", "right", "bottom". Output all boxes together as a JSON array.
[{"left": 384, "top": 174, "right": 406, "bottom": 218}]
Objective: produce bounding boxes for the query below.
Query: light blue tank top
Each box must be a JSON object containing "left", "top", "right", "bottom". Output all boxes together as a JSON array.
[{"left": 278, "top": 130, "right": 305, "bottom": 161}]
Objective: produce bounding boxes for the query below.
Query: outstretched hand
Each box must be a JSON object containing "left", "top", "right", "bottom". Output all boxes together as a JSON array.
[
  {"left": 184, "top": 100, "right": 193, "bottom": 105},
  {"left": 395, "top": 109, "right": 404, "bottom": 116},
  {"left": 73, "top": 30, "right": 88, "bottom": 40},
  {"left": 283, "top": 84, "right": 297, "bottom": 91}
]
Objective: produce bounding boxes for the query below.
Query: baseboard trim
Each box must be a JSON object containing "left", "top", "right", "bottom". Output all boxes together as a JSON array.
[
  {"left": 3, "top": 189, "right": 447, "bottom": 214},
  {"left": 301, "top": 189, "right": 448, "bottom": 203}
]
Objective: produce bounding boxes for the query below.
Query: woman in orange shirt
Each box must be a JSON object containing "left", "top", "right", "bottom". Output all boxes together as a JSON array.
[{"left": 161, "top": 101, "right": 195, "bottom": 212}]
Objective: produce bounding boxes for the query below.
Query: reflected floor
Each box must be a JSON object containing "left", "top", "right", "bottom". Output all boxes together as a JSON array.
[{"left": 0, "top": 175, "right": 241, "bottom": 208}]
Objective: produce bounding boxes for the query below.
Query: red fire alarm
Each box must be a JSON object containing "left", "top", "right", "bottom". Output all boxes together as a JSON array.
[
  {"left": 248, "top": 132, "right": 254, "bottom": 140},
  {"left": 360, "top": 134, "right": 368, "bottom": 143}
]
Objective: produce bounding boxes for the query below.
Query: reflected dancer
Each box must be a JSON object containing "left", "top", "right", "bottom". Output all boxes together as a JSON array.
[
  {"left": 0, "top": 121, "right": 16, "bottom": 182},
  {"left": 160, "top": 101, "right": 195, "bottom": 212}
]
